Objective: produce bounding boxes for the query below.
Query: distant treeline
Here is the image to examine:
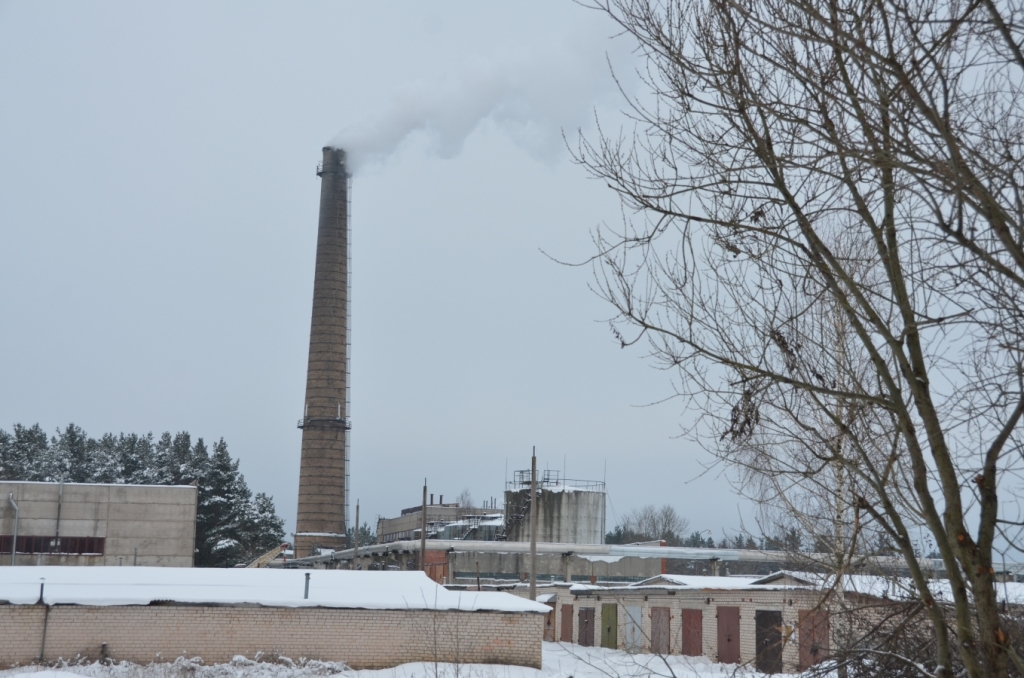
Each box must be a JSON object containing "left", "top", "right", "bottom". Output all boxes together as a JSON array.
[{"left": 0, "top": 423, "right": 285, "bottom": 567}]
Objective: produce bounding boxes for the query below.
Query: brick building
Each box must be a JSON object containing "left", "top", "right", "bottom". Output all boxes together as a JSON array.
[
  {"left": 0, "top": 566, "right": 547, "bottom": 668},
  {"left": 510, "top": 573, "right": 826, "bottom": 673}
]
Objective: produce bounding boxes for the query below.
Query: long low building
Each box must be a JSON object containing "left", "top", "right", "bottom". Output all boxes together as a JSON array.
[
  {"left": 294, "top": 538, "right": 948, "bottom": 584},
  {"left": 511, "top": 573, "right": 824, "bottom": 674},
  {"left": 293, "top": 538, "right": 813, "bottom": 583},
  {"left": 0, "top": 566, "right": 549, "bottom": 668}
]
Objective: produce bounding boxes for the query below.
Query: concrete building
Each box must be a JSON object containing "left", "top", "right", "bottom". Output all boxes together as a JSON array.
[
  {"left": 376, "top": 496, "right": 504, "bottom": 544},
  {"left": 1, "top": 481, "right": 197, "bottom": 567},
  {"left": 0, "top": 566, "right": 548, "bottom": 669},
  {"left": 290, "top": 540, "right": 760, "bottom": 584},
  {"left": 503, "top": 471, "right": 605, "bottom": 544}
]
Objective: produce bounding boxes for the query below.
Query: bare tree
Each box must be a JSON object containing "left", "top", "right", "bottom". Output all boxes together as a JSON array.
[
  {"left": 575, "top": 1, "right": 1024, "bottom": 676},
  {"left": 616, "top": 504, "right": 690, "bottom": 543}
]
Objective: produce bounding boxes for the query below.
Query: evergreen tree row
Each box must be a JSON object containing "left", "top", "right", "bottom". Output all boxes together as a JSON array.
[{"left": 0, "top": 423, "right": 285, "bottom": 567}]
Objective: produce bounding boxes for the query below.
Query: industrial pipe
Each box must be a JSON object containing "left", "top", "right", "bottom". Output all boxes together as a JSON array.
[
  {"left": 8, "top": 493, "right": 19, "bottom": 566},
  {"left": 529, "top": 451, "right": 537, "bottom": 601},
  {"left": 291, "top": 538, "right": 946, "bottom": 573}
]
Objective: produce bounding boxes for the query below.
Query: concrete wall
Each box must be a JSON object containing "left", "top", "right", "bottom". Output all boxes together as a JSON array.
[
  {"left": 0, "top": 604, "right": 543, "bottom": 669},
  {"left": 0, "top": 482, "right": 196, "bottom": 567},
  {"left": 504, "top": 488, "right": 605, "bottom": 544},
  {"left": 450, "top": 551, "right": 661, "bottom": 584},
  {"left": 334, "top": 548, "right": 661, "bottom": 585}
]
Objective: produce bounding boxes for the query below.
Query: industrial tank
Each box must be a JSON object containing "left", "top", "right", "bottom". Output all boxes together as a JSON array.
[{"left": 502, "top": 470, "right": 606, "bottom": 544}]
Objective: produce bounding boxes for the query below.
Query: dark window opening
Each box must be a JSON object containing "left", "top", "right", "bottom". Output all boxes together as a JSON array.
[{"left": 0, "top": 535, "right": 105, "bottom": 555}]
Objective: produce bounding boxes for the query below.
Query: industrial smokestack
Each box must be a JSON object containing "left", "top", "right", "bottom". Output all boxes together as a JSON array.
[{"left": 294, "top": 147, "right": 351, "bottom": 557}]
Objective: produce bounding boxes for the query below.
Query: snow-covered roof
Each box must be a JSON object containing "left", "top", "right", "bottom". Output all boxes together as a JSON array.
[
  {"left": 633, "top": 574, "right": 761, "bottom": 589},
  {"left": 0, "top": 566, "right": 550, "bottom": 614},
  {"left": 566, "top": 573, "right": 807, "bottom": 595},
  {"left": 749, "top": 570, "right": 1024, "bottom": 605}
]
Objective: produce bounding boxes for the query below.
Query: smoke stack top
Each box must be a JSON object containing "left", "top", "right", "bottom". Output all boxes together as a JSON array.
[
  {"left": 319, "top": 146, "right": 348, "bottom": 175},
  {"left": 295, "top": 146, "right": 352, "bottom": 557}
]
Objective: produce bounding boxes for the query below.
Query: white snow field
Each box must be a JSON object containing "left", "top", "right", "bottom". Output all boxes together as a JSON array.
[{"left": 0, "top": 643, "right": 789, "bottom": 678}]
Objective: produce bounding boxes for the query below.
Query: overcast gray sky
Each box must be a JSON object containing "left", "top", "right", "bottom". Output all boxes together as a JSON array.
[{"left": 0, "top": 1, "right": 754, "bottom": 538}]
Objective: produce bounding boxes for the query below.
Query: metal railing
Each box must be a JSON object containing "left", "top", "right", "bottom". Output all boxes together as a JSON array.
[{"left": 297, "top": 416, "right": 352, "bottom": 430}]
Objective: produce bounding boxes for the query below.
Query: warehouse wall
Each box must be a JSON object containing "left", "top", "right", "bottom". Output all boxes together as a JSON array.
[
  {"left": 0, "top": 604, "right": 543, "bottom": 669},
  {"left": 0, "top": 482, "right": 196, "bottom": 567}
]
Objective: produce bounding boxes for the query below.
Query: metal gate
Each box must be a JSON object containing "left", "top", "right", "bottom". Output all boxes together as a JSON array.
[
  {"left": 624, "top": 605, "right": 642, "bottom": 653},
  {"left": 561, "top": 604, "right": 574, "bottom": 643},
  {"left": 798, "top": 609, "right": 829, "bottom": 670},
  {"left": 755, "top": 610, "right": 783, "bottom": 674},
  {"left": 651, "top": 606, "right": 671, "bottom": 655},
  {"left": 717, "top": 606, "right": 740, "bottom": 664},
  {"left": 681, "top": 608, "right": 703, "bottom": 656},
  {"left": 578, "top": 607, "right": 595, "bottom": 646},
  {"left": 601, "top": 603, "right": 618, "bottom": 648}
]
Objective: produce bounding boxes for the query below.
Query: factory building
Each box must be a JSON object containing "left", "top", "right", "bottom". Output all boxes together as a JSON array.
[
  {"left": 0, "top": 481, "right": 197, "bottom": 567},
  {"left": 376, "top": 495, "right": 504, "bottom": 544}
]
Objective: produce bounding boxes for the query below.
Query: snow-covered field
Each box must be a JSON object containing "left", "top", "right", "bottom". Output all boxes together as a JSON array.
[{"left": 0, "top": 643, "right": 789, "bottom": 678}]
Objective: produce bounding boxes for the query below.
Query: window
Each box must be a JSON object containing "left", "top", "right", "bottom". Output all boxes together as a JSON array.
[{"left": 0, "top": 535, "right": 105, "bottom": 555}]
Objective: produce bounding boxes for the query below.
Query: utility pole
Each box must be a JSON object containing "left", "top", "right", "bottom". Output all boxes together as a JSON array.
[
  {"left": 529, "top": 448, "right": 538, "bottom": 601},
  {"left": 420, "top": 480, "right": 428, "bottom": 572},
  {"left": 353, "top": 500, "right": 360, "bottom": 569}
]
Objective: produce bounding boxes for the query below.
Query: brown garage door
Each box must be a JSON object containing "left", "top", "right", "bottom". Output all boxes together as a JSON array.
[
  {"left": 681, "top": 609, "right": 703, "bottom": 656},
  {"left": 717, "top": 606, "right": 740, "bottom": 664},
  {"left": 651, "top": 607, "right": 671, "bottom": 655},
  {"left": 799, "top": 609, "right": 830, "bottom": 670},
  {"left": 561, "top": 603, "right": 574, "bottom": 643},
  {"left": 579, "top": 607, "right": 595, "bottom": 646}
]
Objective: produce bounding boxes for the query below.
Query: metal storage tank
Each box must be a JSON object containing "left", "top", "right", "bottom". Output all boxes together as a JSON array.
[{"left": 501, "top": 471, "right": 605, "bottom": 544}]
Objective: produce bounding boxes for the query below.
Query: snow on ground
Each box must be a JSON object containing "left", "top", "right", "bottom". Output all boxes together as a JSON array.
[{"left": 0, "top": 643, "right": 790, "bottom": 678}]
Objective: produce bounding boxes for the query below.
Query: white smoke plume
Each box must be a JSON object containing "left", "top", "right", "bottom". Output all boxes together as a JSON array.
[{"left": 331, "top": 27, "right": 638, "bottom": 173}]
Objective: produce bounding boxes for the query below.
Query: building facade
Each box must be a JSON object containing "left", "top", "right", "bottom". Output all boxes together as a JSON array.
[{"left": 0, "top": 481, "right": 197, "bottom": 567}]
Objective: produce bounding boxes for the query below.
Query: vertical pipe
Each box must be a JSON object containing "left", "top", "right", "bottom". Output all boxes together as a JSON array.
[
  {"left": 8, "top": 493, "right": 19, "bottom": 566},
  {"left": 420, "top": 481, "right": 428, "bottom": 571},
  {"left": 529, "top": 449, "right": 538, "bottom": 601},
  {"left": 304, "top": 572, "right": 310, "bottom": 599},
  {"left": 476, "top": 561, "right": 481, "bottom": 590},
  {"left": 353, "top": 501, "right": 360, "bottom": 569},
  {"left": 53, "top": 478, "right": 63, "bottom": 556},
  {"left": 38, "top": 592, "right": 49, "bottom": 661}
]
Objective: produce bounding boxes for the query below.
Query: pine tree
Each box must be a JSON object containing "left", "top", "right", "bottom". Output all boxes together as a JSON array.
[
  {"left": 49, "top": 423, "right": 92, "bottom": 482},
  {"left": 198, "top": 438, "right": 248, "bottom": 567},
  {"left": 0, "top": 424, "right": 49, "bottom": 480},
  {"left": 238, "top": 493, "right": 286, "bottom": 562},
  {"left": 118, "top": 433, "right": 155, "bottom": 484},
  {"left": 346, "top": 521, "right": 376, "bottom": 549}
]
